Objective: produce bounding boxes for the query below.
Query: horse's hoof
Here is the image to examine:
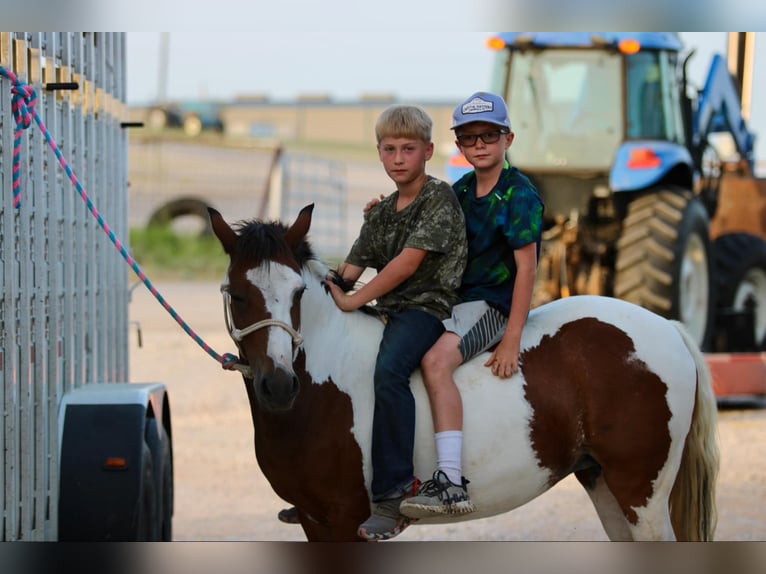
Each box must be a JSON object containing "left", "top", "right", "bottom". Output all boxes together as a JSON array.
[{"left": 278, "top": 506, "right": 301, "bottom": 524}]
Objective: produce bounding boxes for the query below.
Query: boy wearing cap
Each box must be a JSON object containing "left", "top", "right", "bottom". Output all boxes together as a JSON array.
[
  {"left": 325, "top": 104, "right": 467, "bottom": 540},
  {"left": 399, "top": 91, "right": 544, "bottom": 519}
]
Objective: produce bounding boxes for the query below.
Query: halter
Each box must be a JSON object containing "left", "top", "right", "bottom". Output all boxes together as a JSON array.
[{"left": 220, "top": 286, "right": 304, "bottom": 374}]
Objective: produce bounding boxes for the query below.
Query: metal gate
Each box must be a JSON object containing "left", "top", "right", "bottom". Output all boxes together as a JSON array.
[
  {"left": 1, "top": 32, "right": 130, "bottom": 540},
  {"left": 270, "top": 152, "right": 347, "bottom": 261}
]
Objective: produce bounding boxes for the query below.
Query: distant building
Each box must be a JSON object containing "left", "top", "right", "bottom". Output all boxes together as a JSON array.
[{"left": 129, "top": 97, "right": 459, "bottom": 154}]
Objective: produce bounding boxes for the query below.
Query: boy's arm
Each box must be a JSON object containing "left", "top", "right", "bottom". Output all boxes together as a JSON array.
[
  {"left": 337, "top": 262, "right": 364, "bottom": 283},
  {"left": 485, "top": 242, "right": 537, "bottom": 378},
  {"left": 327, "top": 247, "right": 427, "bottom": 311}
]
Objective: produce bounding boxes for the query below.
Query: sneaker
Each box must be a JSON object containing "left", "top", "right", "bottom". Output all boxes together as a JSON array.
[
  {"left": 357, "top": 495, "right": 412, "bottom": 541},
  {"left": 399, "top": 470, "right": 476, "bottom": 519}
]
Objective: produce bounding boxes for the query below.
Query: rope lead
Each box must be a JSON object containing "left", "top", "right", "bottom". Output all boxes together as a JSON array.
[{"left": 0, "top": 65, "right": 241, "bottom": 374}]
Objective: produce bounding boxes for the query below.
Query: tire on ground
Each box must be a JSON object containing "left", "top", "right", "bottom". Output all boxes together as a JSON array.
[
  {"left": 183, "top": 113, "right": 203, "bottom": 136},
  {"left": 147, "top": 107, "right": 169, "bottom": 129},
  {"left": 148, "top": 197, "right": 214, "bottom": 236},
  {"left": 712, "top": 232, "right": 766, "bottom": 351},
  {"left": 614, "top": 186, "right": 715, "bottom": 349}
]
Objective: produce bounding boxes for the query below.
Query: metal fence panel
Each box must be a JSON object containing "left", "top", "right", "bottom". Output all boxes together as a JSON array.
[
  {"left": 1, "top": 32, "right": 129, "bottom": 541},
  {"left": 277, "top": 153, "right": 347, "bottom": 261}
]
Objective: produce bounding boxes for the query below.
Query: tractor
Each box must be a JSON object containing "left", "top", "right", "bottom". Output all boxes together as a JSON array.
[{"left": 447, "top": 32, "right": 766, "bottom": 353}]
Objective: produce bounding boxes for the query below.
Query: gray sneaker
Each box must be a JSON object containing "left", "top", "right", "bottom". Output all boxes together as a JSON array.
[
  {"left": 357, "top": 495, "right": 412, "bottom": 541},
  {"left": 399, "top": 470, "right": 476, "bottom": 519}
]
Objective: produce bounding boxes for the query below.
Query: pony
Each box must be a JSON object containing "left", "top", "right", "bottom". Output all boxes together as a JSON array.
[{"left": 208, "top": 203, "right": 719, "bottom": 542}]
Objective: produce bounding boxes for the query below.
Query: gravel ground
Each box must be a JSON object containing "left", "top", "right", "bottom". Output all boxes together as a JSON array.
[{"left": 128, "top": 280, "right": 766, "bottom": 541}]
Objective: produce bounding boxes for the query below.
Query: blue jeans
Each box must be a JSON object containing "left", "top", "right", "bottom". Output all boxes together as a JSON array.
[{"left": 370, "top": 308, "right": 445, "bottom": 502}]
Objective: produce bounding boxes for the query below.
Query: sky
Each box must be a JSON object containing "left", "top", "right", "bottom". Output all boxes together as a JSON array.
[
  {"left": 126, "top": 32, "right": 735, "bottom": 104},
  {"left": 125, "top": 31, "right": 765, "bottom": 164}
]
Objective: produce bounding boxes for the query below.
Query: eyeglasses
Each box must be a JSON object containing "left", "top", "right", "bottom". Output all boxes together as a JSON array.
[{"left": 455, "top": 130, "right": 509, "bottom": 147}]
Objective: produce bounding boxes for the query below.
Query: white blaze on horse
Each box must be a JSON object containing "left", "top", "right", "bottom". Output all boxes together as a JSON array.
[{"left": 209, "top": 203, "right": 719, "bottom": 542}]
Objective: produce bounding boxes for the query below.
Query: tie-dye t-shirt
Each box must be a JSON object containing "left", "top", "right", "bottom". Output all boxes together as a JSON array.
[{"left": 453, "top": 162, "right": 544, "bottom": 315}]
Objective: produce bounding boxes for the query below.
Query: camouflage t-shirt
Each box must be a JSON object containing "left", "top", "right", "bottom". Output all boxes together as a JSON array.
[
  {"left": 453, "top": 162, "right": 544, "bottom": 315},
  {"left": 346, "top": 176, "right": 467, "bottom": 319}
]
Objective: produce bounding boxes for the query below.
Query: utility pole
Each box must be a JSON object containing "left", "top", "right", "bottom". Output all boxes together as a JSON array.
[
  {"left": 157, "top": 32, "right": 169, "bottom": 104},
  {"left": 727, "top": 32, "right": 755, "bottom": 121}
]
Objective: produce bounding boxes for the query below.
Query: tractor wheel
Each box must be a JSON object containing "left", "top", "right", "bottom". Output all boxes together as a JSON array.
[
  {"left": 614, "top": 186, "right": 715, "bottom": 349},
  {"left": 712, "top": 232, "right": 766, "bottom": 351}
]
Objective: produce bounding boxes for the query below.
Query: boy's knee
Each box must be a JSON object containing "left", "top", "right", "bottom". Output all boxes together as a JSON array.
[
  {"left": 421, "top": 347, "right": 454, "bottom": 382},
  {"left": 420, "top": 349, "right": 440, "bottom": 378}
]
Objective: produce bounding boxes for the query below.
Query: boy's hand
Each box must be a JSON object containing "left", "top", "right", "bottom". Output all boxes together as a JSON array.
[
  {"left": 484, "top": 337, "right": 520, "bottom": 379},
  {"left": 325, "top": 278, "right": 358, "bottom": 311},
  {"left": 363, "top": 194, "right": 385, "bottom": 212}
]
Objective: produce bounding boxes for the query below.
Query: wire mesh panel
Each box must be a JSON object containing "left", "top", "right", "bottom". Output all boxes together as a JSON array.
[
  {"left": 278, "top": 153, "right": 347, "bottom": 261},
  {"left": 0, "top": 32, "right": 129, "bottom": 541}
]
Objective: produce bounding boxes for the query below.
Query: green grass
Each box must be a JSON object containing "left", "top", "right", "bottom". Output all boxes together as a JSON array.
[{"left": 129, "top": 226, "right": 228, "bottom": 280}]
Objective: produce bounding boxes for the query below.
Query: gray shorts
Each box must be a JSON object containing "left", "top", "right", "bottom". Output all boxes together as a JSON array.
[{"left": 442, "top": 300, "right": 508, "bottom": 363}]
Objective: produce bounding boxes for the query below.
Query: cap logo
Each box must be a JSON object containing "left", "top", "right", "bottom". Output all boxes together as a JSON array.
[{"left": 461, "top": 97, "right": 494, "bottom": 115}]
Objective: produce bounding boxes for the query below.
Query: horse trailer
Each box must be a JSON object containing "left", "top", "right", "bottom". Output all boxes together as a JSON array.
[{"left": 1, "top": 32, "right": 173, "bottom": 541}]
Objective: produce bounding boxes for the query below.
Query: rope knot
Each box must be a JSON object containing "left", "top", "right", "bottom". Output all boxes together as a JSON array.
[
  {"left": 11, "top": 82, "right": 36, "bottom": 130},
  {"left": 221, "top": 353, "right": 240, "bottom": 370},
  {"left": 2, "top": 64, "right": 238, "bottom": 376},
  {"left": 1, "top": 65, "right": 39, "bottom": 208},
  {"left": 1, "top": 67, "right": 37, "bottom": 130}
]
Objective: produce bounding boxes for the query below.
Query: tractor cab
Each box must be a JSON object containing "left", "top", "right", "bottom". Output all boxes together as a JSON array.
[
  {"left": 497, "top": 34, "right": 686, "bottom": 170},
  {"left": 448, "top": 32, "right": 689, "bottom": 219}
]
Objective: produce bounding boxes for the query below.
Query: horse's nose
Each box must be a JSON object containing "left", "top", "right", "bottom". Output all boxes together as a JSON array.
[{"left": 260, "top": 365, "right": 300, "bottom": 410}]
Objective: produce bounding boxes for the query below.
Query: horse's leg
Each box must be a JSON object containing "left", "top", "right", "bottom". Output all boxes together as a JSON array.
[
  {"left": 576, "top": 465, "right": 676, "bottom": 541},
  {"left": 575, "top": 469, "right": 633, "bottom": 541}
]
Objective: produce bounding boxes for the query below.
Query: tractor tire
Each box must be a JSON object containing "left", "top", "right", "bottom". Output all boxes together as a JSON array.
[
  {"left": 614, "top": 186, "right": 715, "bottom": 349},
  {"left": 712, "top": 232, "right": 766, "bottom": 351},
  {"left": 148, "top": 197, "right": 214, "bottom": 236}
]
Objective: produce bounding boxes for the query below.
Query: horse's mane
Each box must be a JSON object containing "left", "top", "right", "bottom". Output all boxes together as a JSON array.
[
  {"left": 233, "top": 218, "right": 380, "bottom": 316},
  {"left": 233, "top": 218, "right": 314, "bottom": 269}
]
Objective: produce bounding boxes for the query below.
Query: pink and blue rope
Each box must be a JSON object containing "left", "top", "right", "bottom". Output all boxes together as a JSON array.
[{"left": 1, "top": 65, "right": 239, "bottom": 371}]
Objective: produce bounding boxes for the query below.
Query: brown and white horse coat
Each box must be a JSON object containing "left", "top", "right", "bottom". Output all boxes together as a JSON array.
[{"left": 210, "top": 204, "right": 719, "bottom": 542}]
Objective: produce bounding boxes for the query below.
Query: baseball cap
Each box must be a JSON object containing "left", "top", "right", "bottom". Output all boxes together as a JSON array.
[{"left": 451, "top": 91, "right": 511, "bottom": 131}]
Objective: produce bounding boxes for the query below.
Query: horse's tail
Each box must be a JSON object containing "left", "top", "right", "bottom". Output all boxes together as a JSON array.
[{"left": 668, "top": 320, "right": 720, "bottom": 541}]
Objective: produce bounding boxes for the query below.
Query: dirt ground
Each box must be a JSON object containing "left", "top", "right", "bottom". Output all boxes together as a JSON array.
[{"left": 128, "top": 280, "right": 766, "bottom": 541}]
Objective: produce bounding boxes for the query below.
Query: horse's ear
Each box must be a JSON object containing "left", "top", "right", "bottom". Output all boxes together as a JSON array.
[
  {"left": 208, "top": 207, "right": 238, "bottom": 255},
  {"left": 284, "top": 204, "right": 314, "bottom": 251}
]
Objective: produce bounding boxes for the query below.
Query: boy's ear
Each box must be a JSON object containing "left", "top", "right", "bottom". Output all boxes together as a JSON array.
[{"left": 424, "top": 141, "right": 434, "bottom": 161}]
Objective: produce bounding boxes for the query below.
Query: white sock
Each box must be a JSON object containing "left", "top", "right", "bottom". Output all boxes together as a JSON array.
[{"left": 434, "top": 430, "right": 463, "bottom": 485}]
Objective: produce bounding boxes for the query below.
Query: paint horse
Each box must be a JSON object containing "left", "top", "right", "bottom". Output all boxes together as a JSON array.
[{"left": 209, "top": 204, "right": 719, "bottom": 542}]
